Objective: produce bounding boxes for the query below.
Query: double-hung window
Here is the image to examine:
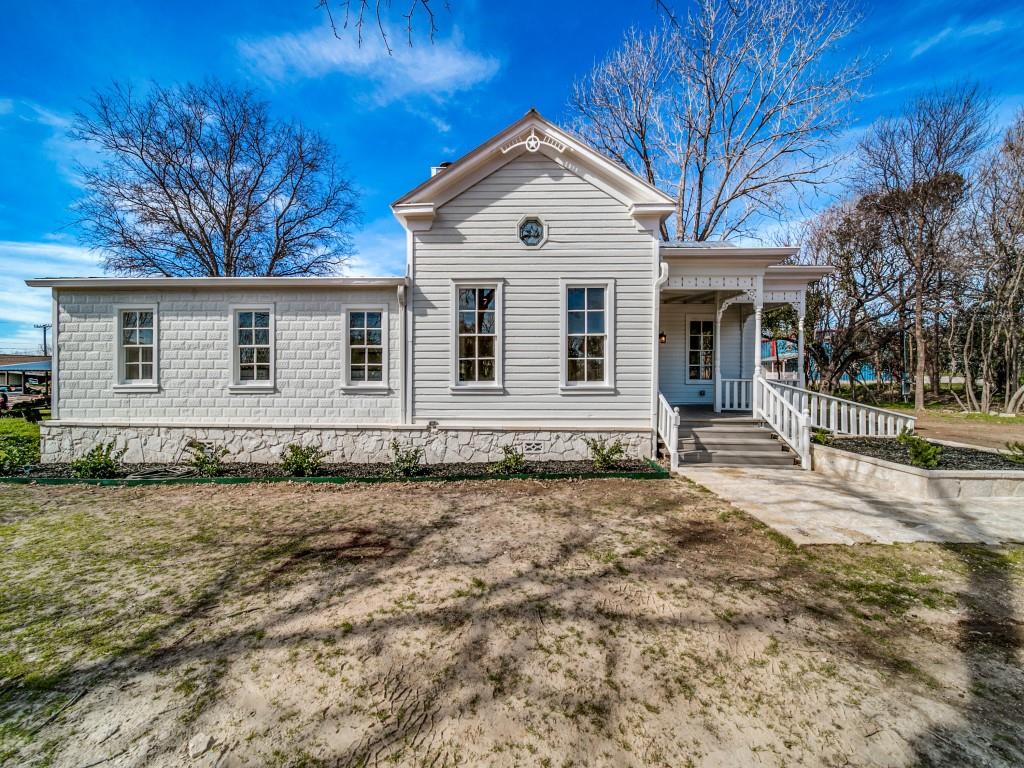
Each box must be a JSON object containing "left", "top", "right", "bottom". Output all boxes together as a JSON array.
[
  {"left": 231, "top": 306, "right": 274, "bottom": 390},
  {"left": 115, "top": 306, "right": 158, "bottom": 390},
  {"left": 452, "top": 283, "right": 503, "bottom": 389},
  {"left": 344, "top": 307, "right": 388, "bottom": 389},
  {"left": 562, "top": 280, "right": 614, "bottom": 390},
  {"left": 687, "top": 319, "right": 714, "bottom": 381}
]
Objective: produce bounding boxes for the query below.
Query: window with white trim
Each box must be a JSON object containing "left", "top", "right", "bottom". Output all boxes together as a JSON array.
[
  {"left": 345, "top": 307, "right": 387, "bottom": 387},
  {"left": 233, "top": 308, "right": 273, "bottom": 385},
  {"left": 117, "top": 308, "right": 156, "bottom": 385},
  {"left": 566, "top": 286, "right": 607, "bottom": 384},
  {"left": 454, "top": 285, "right": 500, "bottom": 385},
  {"left": 687, "top": 319, "right": 714, "bottom": 381}
]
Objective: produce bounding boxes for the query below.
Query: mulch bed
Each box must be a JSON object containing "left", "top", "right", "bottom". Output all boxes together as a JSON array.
[
  {"left": 2, "top": 458, "right": 661, "bottom": 482},
  {"left": 830, "top": 437, "right": 1023, "bottom": 471}
]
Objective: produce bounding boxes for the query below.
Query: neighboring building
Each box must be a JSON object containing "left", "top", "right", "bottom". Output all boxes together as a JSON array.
[
  {"left": 28, "top": 111, "right": 831, "bottom": 466},
  {"left": 0, "top": 355, "right": 51, "bottom": 392}
]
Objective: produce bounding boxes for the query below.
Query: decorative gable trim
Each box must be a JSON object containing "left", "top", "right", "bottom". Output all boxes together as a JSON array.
[{"left": 499, "top": 126, "right": 568, "bottom": 155}]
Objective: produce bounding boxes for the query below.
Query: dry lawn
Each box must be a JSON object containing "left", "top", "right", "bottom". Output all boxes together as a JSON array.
[{"left": 1, "top": 477, "right": 1023, "bottom": 767}]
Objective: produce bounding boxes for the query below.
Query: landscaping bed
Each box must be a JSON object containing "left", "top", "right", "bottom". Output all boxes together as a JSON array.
[
  {"left": 832, "top": 437, "right": 1022, "bottom": 471},
  {"left": 0, "top": 458, "right": 664, "bottom": 483}
]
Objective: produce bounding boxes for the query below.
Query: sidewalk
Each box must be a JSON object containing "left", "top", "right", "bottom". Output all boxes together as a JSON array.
[{"left": 679, "top": 465, "right": 1024, "bottom": 545}]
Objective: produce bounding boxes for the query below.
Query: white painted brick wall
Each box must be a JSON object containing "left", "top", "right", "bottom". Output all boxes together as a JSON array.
[{"left": 55, "top": 287, "right": 401, "bottom": 425}]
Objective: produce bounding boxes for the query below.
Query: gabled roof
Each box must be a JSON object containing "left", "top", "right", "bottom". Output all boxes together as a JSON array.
[{"left": 391, "top": 109, "right": 675, "bottom": 232}]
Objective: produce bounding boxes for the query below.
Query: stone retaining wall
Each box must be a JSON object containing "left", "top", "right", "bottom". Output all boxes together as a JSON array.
[
  {"left": 40, "top": 422, "right": 652, "bottom": 465},
  {"left": 812, "top": 443, "right": 1024, "bottom": 499}
]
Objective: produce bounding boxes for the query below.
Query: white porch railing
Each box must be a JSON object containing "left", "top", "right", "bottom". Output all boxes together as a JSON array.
[
  {"left": 718, "top": 378, "right": 752, "bottom": 411},
  {"left": 764, "top": 381, "right": 916, "bottom": 437},
  {"left": 756, "top": 377, "right": 812, "bottom": 469},
  {"left": 657, "top": 391, "right": 680, "bottom": 471}
]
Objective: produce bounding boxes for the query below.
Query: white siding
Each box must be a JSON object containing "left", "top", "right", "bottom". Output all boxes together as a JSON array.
[
  {"left": 55, "top": 287, "right": 401, "bottom": 425},
  {"left": 411, "top": 154, "right": 657, "bottom": 428}
]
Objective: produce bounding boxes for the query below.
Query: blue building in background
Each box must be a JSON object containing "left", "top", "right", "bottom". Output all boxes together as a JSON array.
[{"left": 762, "top": 338, "right": 892, "bottom": 386}]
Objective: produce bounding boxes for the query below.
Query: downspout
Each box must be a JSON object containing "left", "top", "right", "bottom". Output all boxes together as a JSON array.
[
  {"left": 650, "top": 257, "right": 669, "bottom": 456},
  {"left": 397, "top": 282, "right": 408, "bottom": 425},
  {"left": 403, "top": 228, "right": 415, "bottom": 426},
  {"left": 50, "top": 289, "right": 59, "bottom": 421}
]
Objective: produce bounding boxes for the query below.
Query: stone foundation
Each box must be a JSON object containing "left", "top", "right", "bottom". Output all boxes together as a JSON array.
[{"left": 40, "top": 422, "right": 653, "bottom": 465}]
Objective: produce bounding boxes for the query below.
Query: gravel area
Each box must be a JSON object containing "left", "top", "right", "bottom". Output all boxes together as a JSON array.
[{"left": 832, "top": 437, "right": 1024, "bottom": 471}]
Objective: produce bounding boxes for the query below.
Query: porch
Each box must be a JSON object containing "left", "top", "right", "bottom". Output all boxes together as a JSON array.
[{"left": 653, "top": 247, "right": 915, "bottom": 470}]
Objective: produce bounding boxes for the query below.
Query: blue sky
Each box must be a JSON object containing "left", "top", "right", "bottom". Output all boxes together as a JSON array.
[{"left": 2, "top": 0, "right": 1023, "bottom": 351}]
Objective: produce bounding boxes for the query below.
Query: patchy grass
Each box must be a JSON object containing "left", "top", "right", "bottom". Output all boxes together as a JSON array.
[{"left": 0, "top": 479, "right": 1022, "bottom": 767}]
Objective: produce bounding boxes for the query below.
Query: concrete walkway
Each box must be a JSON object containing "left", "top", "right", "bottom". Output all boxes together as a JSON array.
[{"left": 679, "top": 466, "right": 1024, "bottom": 546}]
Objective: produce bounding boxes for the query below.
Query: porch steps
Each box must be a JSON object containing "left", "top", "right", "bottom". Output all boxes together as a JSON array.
[{"left": 676, "top": 416, "right": 798, "bottom": 468}]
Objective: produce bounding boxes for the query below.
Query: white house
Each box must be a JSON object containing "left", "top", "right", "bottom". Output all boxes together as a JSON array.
[{"left": 29, "top": 111, "right": 911, "bottom": 469}]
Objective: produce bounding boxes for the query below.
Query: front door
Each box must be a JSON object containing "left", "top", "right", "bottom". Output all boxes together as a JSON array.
[{"left": 684, "top": 314, "right": 714, "bottom": 404}]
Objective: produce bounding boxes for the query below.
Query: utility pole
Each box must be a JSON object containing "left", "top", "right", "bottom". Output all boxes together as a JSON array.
[{"left": 34, "top": 323, "right": 51, "bottom": 357}]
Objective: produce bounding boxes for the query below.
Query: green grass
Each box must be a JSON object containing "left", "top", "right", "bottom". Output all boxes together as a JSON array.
[{"left": 0, "top": 420, "right": 40, "bottom": 441}]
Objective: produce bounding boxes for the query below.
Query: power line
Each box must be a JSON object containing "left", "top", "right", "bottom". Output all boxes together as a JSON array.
[{"left": 33, "top": 324, "right": 52, "bottom": 357}]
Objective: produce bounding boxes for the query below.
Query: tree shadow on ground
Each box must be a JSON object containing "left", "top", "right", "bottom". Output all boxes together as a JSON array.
[{"left": 910, "top": 545, "right": 1024, "bottom": 766}]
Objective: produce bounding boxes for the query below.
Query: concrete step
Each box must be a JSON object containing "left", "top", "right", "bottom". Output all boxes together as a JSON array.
[
  {"left": 678, "top": 437, "right": 786, "bottom": 453},
  {"left": 678, "top": 449, "right": 798, "bottom": 467},
  {"left": 679, "top": 428, "right": 770, "bottom": 438}
]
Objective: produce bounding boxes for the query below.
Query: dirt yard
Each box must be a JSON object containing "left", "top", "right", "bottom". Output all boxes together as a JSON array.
[
  {"left": 1, "top": 478, "right": 1022, "bottom": 767},
  {"left": 898, "top": 409, "right": 1024, "bottom": 450}
]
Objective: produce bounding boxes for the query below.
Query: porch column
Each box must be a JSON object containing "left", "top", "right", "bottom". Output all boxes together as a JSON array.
[
  {"left": 797, "top": 311, "right": 806, "bottom": 389},
  {"left": 752, "top": 294, "right": 763, "bottom": 415},
  {"left": 713, "top": 293, "right": 722, "bottom": 413},
  {"left": 753, "top": 305, "right": 763, "bottom": 375}
]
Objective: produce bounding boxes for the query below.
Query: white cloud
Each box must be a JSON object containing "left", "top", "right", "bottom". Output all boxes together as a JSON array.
[
  {"left": 911, "top": 18, "right": 1009, "bottom": 58},
  {"left": 1, "top": 99, "right": 89, "bottom": 187},
  {"left": 238, "top": 25, "right": 499, "bottom": 104},
  {"left": 346, "top": 219, "right": 407, "bottom": 276},
  {"left": 0, "top": 240, "right": 103, "bottom": 349}
]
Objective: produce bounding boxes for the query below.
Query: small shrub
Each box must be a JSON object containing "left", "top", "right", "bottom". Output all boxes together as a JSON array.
[
  {"left": 281, "top": 443, "right": 327, "bottom": 477},
  {"left": 897, "top": 429, "right": 942, "bottom": 469},
  {"left": 70, "top": 442, "right": 126, "bottom": 479},
  {"left": 183, "top": 439, "right": 228, "bottom": 477},
  {"left": 811, "top": 428, "right": 834, "bottom": 446},
  {"left": 1005, "top": 441, "right": 1024, "bottom": 465},
  {"left": 489, "top": 446, "right": 528, "bottom": 475},
  {"left": 583, "top": 437, "right": 626, "bottom": 470},
  {"left": 388, "top": 439, "right": 424, "bottom": 478},
  {"left": 0, "top": 435, "right": 39, "bottom": 475}
]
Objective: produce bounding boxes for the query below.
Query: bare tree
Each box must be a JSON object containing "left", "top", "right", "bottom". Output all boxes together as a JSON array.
[
  {"left": 949, "top": 111, "right": 1024, "bottom": 413},
  {"left": 570, "top": 0, "right": 866, "bottom": 242},
  {"left": 317, "top": 0, "right": 449, "bottom": 53},
  {"left": 73, "top": 80, "right": 359, "bottom": 277},
  {"left": 856, "top": 84, "right": 991, "bottom": 411},
  {"left": 801, "top": 200, "right": 905, "bottom": 394}
]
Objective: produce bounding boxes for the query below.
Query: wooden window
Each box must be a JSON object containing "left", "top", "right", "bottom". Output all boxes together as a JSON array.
[
  {"left": 566, "top": 286, "right": 606, "bottom": 383},
  {"left": 456, "top": 286, "right": 498, "bottom": 384},
  {"left": 119, "top": 309, "right": 155, "bottom": 383},
  {"left": 346, "top": 308, "right": 386, "bottom": 386},
  {"left": 687, "top": 319, "right": 714, "bottom": 381},
  {"left": 234, "top": 308, "right": 273, "bottom": 385}
]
